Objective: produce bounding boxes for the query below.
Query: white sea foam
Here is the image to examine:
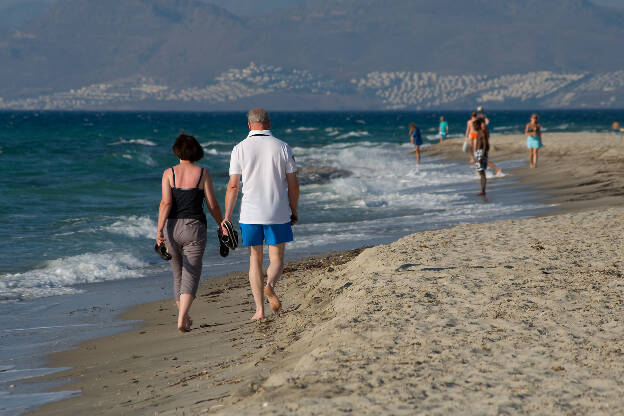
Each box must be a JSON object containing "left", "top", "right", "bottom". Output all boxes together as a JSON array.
[
  {"left": 203, "top": 148, "right": 230, "bottom": 156},
  {"left": 201, "top": 141, "right": 232, "bottom": 147},
  {"left": 288, "top": 139, "right": 545, "bottom": 257},
  {"left": 0, "top": 367, "right": 69, "bottom": 383},
  {"left": 103, "top": 216, "right": 155, "bottom": 238},
  {"left": 295, "top": 127, "right": 318, "bottom": 131},
  {"left": 335, "top": 131, "right": 370, "bottom": 140},
  {"left": 109, "top": 138, "right": 157, "bottom": 146},
  {"left": 0, "top": 253, "right": 148, "bottom": 301}
]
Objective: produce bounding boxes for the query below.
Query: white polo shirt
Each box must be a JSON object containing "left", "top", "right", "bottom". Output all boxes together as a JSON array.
[{"left": 229, "top": 130, "right": 297, "bottom": 224}]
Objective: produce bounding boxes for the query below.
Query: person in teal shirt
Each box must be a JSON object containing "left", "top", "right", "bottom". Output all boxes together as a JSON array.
[{"left": 438, "top": 116, "right": 448, "bottom": 142}]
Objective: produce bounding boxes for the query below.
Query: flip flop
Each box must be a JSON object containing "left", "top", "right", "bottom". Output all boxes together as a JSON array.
[
  {"left": 154, "top": 243, "right": 172, "bottom": 261},
  {"left": 217, "top": 229, "right": 229, "bottom": 257},
  {"left": 264, "top": 285, "right": 282, "bottom": 313},
  {"left": 221, "top": 221, "right": 239, "bottom": 250}
]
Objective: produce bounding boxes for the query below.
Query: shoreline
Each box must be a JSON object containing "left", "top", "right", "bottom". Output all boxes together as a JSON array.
[{"left": 28, "top": 132, "right": 624, "bottom": 415}]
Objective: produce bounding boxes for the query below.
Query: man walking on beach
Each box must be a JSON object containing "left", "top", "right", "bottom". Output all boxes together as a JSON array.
[
  {"left": 475, "top": 107, "right": 503, "bottom": 175},
  {"left": 223, "top": 109, "right": 299, "bottom": 321},
  {"left": 473, "top": 118, "right": 489, "bottom": 196}
]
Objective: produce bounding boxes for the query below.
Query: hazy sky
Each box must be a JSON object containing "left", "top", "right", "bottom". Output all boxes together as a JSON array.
[{"left": 0, "top": 0, "right": 622, "bottom": 29}]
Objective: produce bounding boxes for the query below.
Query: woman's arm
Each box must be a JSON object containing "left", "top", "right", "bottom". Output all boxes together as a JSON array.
[
  {"left": 156, "top": 170, "right": 173, "bottom": 245},
  {"left": 525, "top": 123, "right": 530, "bottom": 136},
  {"left": 202, "top": 170, "right": 223, "bottom": 226}
]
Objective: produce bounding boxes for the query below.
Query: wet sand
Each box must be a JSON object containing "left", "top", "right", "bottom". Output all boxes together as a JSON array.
[
  {"left": 428, "top": 132, "right": 624, "bottom": 212},
  {"left": 30, "top": 132, "right": 624, "bottom": 415}
]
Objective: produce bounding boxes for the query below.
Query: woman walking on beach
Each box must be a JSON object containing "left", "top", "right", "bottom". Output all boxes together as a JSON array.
[
  {"left": 156, "top": 133, "right": 224, "bottom": 333},
  {"left": 525, "top": 113, "right": 543, "bottom": 168},
  {"left": 409, "top": 122, "right": 423, "bottom": 164}
]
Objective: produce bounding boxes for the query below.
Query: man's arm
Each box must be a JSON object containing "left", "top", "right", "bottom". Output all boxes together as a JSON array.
[
  {"left": 286, "top": 172, "right": 299, "bottom": 225},
  {"left": 222, "top": 174, "right": 241, "bottom": 231}
]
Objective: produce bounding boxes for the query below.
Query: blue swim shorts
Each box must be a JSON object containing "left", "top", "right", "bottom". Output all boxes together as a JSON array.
[
  {"left": 240, "top": 222, "right": 294, "bottom": 246},
  {"left": 474, "top": 149, "right": 488, "bottom": 172},
  {"left": 439, "top": 133, "right": 447, "bottom": 139},
  {"left": 527, "top": 136, "right": 542, "bottom": 149}
]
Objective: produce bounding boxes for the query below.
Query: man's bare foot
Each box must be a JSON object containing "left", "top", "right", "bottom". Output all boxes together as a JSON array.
[
  {"left": 177, "top": 324, "right": 190, "bottom": 333},
  {"left": 478, "top": 192, "right": 486, "bottom": 196},
  {"left": 251, "top": 312, "right": 265, "bottom": 321},
  {"left": 264, "top": 285, "right": 282, "bottom": 312}
]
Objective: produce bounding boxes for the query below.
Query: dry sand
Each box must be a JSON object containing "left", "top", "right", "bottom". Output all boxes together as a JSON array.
[{"left": 30, "top": 132, "right": 624, "bottom": 415}]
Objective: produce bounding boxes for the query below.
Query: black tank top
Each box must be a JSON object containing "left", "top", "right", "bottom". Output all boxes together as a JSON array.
[{"left": 168, "top": 167, "right": 207, "bottom": 224}]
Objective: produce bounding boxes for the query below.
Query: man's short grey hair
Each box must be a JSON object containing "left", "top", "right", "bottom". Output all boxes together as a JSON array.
[{"left": 247, "top": 108, "right": 270, "bottom": 125}]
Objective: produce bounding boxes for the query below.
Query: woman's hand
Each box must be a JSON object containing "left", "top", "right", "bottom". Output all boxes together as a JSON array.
[{"left": 156, "top": 230, "right": 165, "bottom": 246}]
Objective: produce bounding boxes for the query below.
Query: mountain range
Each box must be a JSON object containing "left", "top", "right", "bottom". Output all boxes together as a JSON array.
[{"left": 0, "top": 0, "right": 622, "bottom": 110}]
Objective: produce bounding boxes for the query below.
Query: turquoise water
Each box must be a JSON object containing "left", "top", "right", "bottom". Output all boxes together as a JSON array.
[
  {"left": 0, "top": 109, "right": 621, "bottom": 414},
  {"left": 1, "top": 110, "right": 620, "bottom": 300}
]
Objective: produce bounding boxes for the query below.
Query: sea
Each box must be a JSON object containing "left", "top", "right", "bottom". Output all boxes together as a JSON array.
[{"left": 0, "top": 109, "right": 621, "bottom": 415}]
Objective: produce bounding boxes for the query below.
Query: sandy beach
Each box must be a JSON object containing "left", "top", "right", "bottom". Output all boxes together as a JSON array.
[{"left": 30, "top": 132, "right": 624, "bottom": 415}]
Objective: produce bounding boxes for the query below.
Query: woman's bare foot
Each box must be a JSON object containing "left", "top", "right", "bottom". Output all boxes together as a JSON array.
[
  {"left": 177, "top": 316, "right": 192, "bottom": 333},
  {"left": 264, "top": 285, "right": 282, "bottom": 312},
  {"left": 250, "top": 312, "right": 265, "bottom": 321}
]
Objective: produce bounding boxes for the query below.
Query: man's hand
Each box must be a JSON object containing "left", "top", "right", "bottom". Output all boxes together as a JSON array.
[
  {"left": 220, "top": 220, "right": 230, "bottom": 236},
  {"left": 290, "top": 210, "right": 298, "bottom": 226}
]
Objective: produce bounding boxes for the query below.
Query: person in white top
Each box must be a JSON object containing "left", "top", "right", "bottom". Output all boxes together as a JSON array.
[{"left": 223, "top": 108, "right": 299, "bottom": 320}]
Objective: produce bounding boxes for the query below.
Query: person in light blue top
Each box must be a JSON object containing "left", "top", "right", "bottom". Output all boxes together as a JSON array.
[
  {"left": 438, "top": 116, "right": 448, "bottom": 142},
  {"left": 409, "top": 122, "right": 423, "bottom": 164},
  {"left": 525, "top": 113, "right": 543, "bottom": 168}
]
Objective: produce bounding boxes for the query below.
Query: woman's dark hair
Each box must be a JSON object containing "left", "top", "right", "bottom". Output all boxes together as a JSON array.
[{"left": 172, "top": 133, "right": 203, "bottom": 162}]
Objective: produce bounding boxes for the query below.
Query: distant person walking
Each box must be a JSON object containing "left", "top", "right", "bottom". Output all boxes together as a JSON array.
[
  {"left": 409, "top": 122, "right": 423, "bottom": 164},
  {"left": 475, "top": 107, "right": 503, "bottom": 175},
  {"left": 156, "top": 133, "right": 224, "bottom": 333},
  {"left": 438, "top": 116, "right": 448, "bottom": 142},
  {"left": 525, "top": 113, "right": 543, "bottom": 168},
  {"left": 465, "top": 112, "right": 478, "bottom": 163},
  {"left": 612, "top": 121, "right": 621, "bottom": 133},
  {"left": 473, "top": 119, "right": 489, "bottom": 196},
  {"left": 223, "top": 109, "right": 299, "bottom": 321}
]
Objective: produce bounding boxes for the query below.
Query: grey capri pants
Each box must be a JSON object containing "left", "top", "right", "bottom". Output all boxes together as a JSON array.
[{"left": 164, "top": 218, "right": 207, "bottom": 300}]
